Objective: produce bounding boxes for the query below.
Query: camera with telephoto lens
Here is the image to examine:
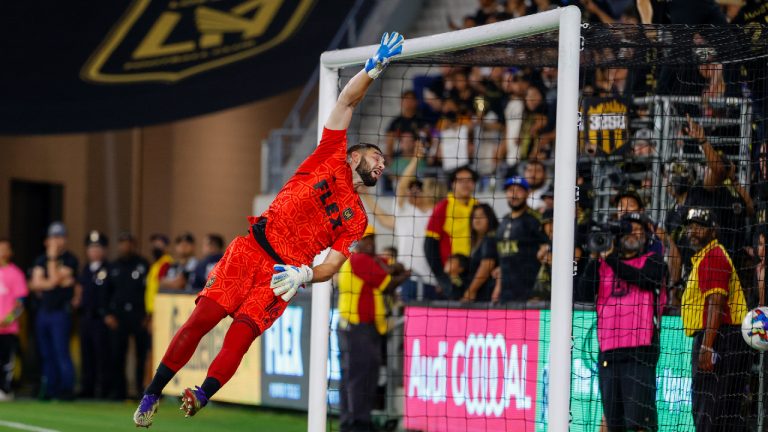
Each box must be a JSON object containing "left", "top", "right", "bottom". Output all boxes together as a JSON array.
[{"left": 587, "top": 220, "right": 632, "bottom": 253}]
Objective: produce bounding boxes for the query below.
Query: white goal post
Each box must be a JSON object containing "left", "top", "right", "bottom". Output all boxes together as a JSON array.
[{"left": 309, "top": 6, "right": 582, "bottom": 432}]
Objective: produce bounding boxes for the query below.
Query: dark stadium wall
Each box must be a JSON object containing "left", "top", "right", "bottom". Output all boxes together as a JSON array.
[{"left": 0, "top": 88, "right": 300, "bottom": 265}]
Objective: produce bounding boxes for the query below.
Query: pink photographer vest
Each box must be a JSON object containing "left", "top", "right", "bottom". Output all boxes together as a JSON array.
[{"left": 596, "top": 252, "right": 666, "bottom": 352}]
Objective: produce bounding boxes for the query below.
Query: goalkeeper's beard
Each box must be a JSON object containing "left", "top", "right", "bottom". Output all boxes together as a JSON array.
[{"left": 356, "top": 159, "right": 378, "bottom": 187}]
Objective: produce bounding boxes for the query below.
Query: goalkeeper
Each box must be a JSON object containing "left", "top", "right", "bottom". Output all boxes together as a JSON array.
[{"left": 134, "top": 32, "right": 404, "bottom": 428}]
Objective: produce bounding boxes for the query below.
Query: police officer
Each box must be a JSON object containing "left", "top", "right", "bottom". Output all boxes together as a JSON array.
[
  {"left": 74, "top": 231, "right": 112, "bottom": 399},
  {"left": 106, "top": 232, "right": 149, "bottom": 400}
]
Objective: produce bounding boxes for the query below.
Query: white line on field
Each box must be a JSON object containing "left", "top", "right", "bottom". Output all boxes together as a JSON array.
[{"left": 0, "top": 420, "right": 60, "bottom": 432}]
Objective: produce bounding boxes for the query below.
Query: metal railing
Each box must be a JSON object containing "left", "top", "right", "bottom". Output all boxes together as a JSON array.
[{"left": 591, "top": 94, "right": 753, "bottom": 225}]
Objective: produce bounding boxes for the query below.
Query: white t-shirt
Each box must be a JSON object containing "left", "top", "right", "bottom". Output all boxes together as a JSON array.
[
  {"left": 440, "top": 124, "right": 470, "bottom": 172},
  {"left": 394, "top": 200, "right": 433, "bottom": 283},
  {"left": 504, "top": 98, "right": 525, "bottom": 165}
]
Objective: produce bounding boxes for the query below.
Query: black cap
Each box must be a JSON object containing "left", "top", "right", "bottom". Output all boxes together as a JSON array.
[
  {"left": 684, "top": 207, "right": 717, "bottom": 228},
  {"left": 85, "top": 230, "right": 108, "bottom": 247}
]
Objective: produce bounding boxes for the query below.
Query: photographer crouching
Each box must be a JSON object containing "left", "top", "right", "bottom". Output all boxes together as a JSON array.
[{"left": 577, "top": 212, "right": 666, "bottom": 432}]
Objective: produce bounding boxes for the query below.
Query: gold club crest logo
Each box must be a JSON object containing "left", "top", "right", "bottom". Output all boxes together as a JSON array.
[{"left": 82, "top": 0, "right": 315, "bottom": 83}]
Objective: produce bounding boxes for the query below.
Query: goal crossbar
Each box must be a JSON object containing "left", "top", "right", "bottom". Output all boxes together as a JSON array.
[{"left": 309, "top": 7, "right": 581, "bottom": 431}]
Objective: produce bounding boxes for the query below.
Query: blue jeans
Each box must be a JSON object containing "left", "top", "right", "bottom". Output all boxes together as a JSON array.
[{"left": 36, "top": 309, "right": 75, "bottom": 398}]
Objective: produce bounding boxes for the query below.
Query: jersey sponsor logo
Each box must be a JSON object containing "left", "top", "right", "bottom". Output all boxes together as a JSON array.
[
  {"left": 82, "top": 0, "right": 315, "bottom": 84},
  {"left": 313, "top": 179, "right": 343, "bottom": 230},
  {"left": 342, "top": 207, "right": 354, "bottom": 221}
]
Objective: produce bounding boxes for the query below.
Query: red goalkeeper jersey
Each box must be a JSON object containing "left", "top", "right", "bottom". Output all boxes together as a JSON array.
[{"left": 254, "top": 128, "right": 368, "bottom": 265}]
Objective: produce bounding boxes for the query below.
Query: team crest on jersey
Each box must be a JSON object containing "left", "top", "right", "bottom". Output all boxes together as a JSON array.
[
  {"left": 205, "top": 276, "right": 216, "bottom": 288},
  {"left": 342, "top": 208, "right": 354, "bottom": 221}
]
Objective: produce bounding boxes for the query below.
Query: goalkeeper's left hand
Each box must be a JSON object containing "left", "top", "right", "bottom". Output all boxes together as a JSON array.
[
  {"left": 270, "top": 264, "right": 313, "bottom": 301},
  {"left": 364, "top": 32, "right": 405, "bottom": 80}
]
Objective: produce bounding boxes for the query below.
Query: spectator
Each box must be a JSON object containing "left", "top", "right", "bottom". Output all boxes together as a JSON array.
[
  {"left": 500, "top": 69, "right": 531, "bottom": 167},
  {"left": 540, "top": 186, "right": 555, "bottom": 213},
  {"left": 523, "top": 160, "right": 551, "bottom": 212},
  {"left": 73, "top": 231, "right": 112, "bottom": 399},
  {"left": 448, "top": 70, "right": 476, "bottom": 118},
  {"left": 681, "top": 207, "right": 751, "bottom": 431},
  {"left": 445, "top": 254, "right": 470, "bottom": 297},
  {"left": 473, "top": 0, "right": 504, "bottom": 25},
  {"left": 533, "top": 209, "right": 554, "bottom": 300},
  {"left": 160, "top": 232, "right": 198, "bottom": 292},
  {"left": 425, "top": 166, "right": 478, "bottom": 299},
  {"left": 461, "top": 203, "right": 499, "bottom": 302},
  {"left": 752, "top": 227, "right": 767, "bottom": 309},
  {"left": 385, "top": 90, "right": 428, "bottom": 160},
  {"left": 520, "top": 86, "right": 549, "bottom": 161},
  {"left": 337, "top": 226, "right": 409, "bottom": 432},
  {"left": 578, "top": 212, "right": 665, "bottom": 432},
  {"left": 494, "top": 176, "right": 548, "bottom": 302},
  {"left": 143, "top": 233, "right": 172, "bottom": 388},
  {"left": 613, "top": 185, "right": 660, "bottom": 238},
  {"left": 191, "top": 234, "right": 224, "bottom": 291},
  {"left": 472, "top": 87, "right": 505, "bottom": 190},
  {"left": 683, "top": 115, "right": 753, "bottom": 255},
  {"left": 505, "top": 0, "right": 528, "bottom": 18},
  {"left": 434, "top": 99, "right": 472, "bottom": 172},
  {"left": 386, "top": 130, "right": 427, "bottom": 186},
  {"left": 29, "top": 221, "right": 77, "bottom": 400},
  {"left": 362, "top": 144, "right": 445, "bottom": 300},
  {"left": 106, "top": 232, "right": 149, "bottom": 400},
  {"left": 0, "top": 238, "right": 27, "bottom": 401}
]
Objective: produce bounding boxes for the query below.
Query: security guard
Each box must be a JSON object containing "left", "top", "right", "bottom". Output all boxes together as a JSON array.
[
  {"left": 106, "top": 232, "right": 149, "bottom": 400},
  {"left": 75, "top": 230, "right": 112, "bottom": 398}
]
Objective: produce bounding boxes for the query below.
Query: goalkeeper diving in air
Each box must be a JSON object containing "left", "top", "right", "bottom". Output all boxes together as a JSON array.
[{"left": 133, "top": 32, "right": 404, "bottom": 428}]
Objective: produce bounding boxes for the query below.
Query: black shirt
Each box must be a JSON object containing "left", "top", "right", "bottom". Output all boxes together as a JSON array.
[
  {"left": 78, "top": 261, "right": 110, "bottom": 319},
  {"left": 468, "top": 235, "right": 498, "bottom": 302},
  {"left": 33, "top": 251, "right": 78, "bottom": 312},
  {"left": 108, "top": 254, "right": 148, "bottom": 315},
  {"left": 497, "top": 209, "right": 548, "bottom": 302}
]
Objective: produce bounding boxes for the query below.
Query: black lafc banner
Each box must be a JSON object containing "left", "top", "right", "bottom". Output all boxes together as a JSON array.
[
  {"left": 0, "top": 0, "right": 360, "bottom": 134},
  {"left": 580, "top": 96, "right": 630, "bottom": 155}
]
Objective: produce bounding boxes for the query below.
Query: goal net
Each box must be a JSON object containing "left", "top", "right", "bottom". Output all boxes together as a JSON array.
[{"left": 308, "top": 9, "right": 768, "bottom": 432}]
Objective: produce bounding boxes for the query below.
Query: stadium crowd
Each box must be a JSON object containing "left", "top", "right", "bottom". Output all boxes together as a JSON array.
[
  {"left": 0, "top": 228, "right": 224, "bottom": 402},
  {"left": 1, "top": 0, "right": 767, "bottom": 431},
  {"left": 349, "top": 0, "right": 768, "bottom": 431}
]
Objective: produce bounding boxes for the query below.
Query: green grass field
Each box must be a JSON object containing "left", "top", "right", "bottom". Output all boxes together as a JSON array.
[{"left": 0, "top": 398, "right": 308, "bottom": 432}]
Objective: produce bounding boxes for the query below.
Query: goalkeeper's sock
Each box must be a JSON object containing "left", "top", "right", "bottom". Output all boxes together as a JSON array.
[
  {"left": 200, "top": 377, "right": 222, "bottom": 400},
  {"left": 205, "top": 315, "right": 260, "bottom": 390},
  {"left": 144, "top": 363, "right": 175, "bottom": 396}
]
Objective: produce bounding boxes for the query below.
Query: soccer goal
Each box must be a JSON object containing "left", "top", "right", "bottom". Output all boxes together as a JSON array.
[{"left": 309, "top": 7, "right": 582, "bottom": 432}]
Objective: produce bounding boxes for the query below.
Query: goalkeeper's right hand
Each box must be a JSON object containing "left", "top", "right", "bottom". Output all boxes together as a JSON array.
[
  {"left": 271, "top": 264, "right": 313, "bottom": 302},
  {"left": 365, "top": 32, "right": 404, "bottom": 80}
]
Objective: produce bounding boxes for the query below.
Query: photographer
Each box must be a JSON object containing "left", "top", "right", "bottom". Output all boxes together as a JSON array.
[{"left": 577, "top": 212, "right": 666, "bottom": 432}]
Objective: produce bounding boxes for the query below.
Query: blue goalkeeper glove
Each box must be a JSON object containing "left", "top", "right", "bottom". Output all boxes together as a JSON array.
[
  {"left": 271, "top": 264, "right": 313, "bottom": 301},
  {"left": 364, "top": 32, "right": 404, "bottom": 80}
]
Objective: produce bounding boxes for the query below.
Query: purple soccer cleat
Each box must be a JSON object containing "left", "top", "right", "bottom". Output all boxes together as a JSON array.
[{"left": 133, "top": 393, "right": 160, "bottom": 428}]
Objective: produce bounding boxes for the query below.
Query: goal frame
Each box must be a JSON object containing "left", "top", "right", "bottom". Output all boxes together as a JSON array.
[{"left": 309, "top": 7, "right": 582, "bottom": 432}]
